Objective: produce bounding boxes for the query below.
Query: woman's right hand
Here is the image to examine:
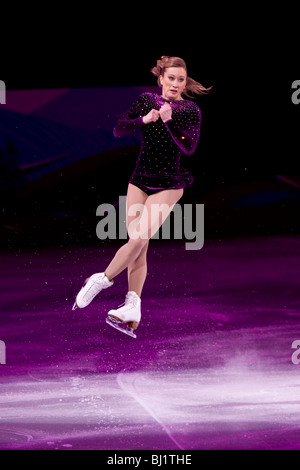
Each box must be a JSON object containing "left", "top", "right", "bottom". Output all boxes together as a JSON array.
[{"left": 142, "top": 109, "right": 160, "bottom": 124}]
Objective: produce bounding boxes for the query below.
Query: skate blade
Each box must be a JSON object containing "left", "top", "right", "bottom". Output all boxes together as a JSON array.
[
  {"left": 106, "top": 317, "right": 137, "bottom": 339},
  {"left": 72, "top": 301, "right": 78, "bottom": 311}
]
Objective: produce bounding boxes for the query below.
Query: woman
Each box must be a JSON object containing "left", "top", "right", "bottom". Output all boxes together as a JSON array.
[{"left": 72, "top": 56, "right": 211, "bottom": 338}]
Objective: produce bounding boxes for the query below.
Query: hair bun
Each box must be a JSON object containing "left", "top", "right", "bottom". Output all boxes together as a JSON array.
[
  {"left": 160, "top": 56, "right": 170, "bottom": 68},
  {"left": 151, "top": 56, "right": 171, "bottom": 77}
]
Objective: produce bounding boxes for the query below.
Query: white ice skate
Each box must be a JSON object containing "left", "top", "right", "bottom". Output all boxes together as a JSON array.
[
  {"left": 106, "top": 291, "right": 141, "bottom": 339},
  {"left": 72, "top": 272, "right": 113, "bottom": 310}
]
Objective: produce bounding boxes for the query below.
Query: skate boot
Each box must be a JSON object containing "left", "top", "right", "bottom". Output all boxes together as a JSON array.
[
  {"left": 72, "top": 272, "right": 113, "bottom": 310},
  {"left": 106, "top": 291, "right": 141, "bottom": 338}
]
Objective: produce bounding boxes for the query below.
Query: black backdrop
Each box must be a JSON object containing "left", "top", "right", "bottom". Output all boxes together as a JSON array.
[{"left": 1, "top": 25, "right": 299, "bottom": 248}]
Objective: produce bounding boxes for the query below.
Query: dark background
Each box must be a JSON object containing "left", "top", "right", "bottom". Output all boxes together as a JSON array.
[{"left": 1, "top": 23, "right": 299, "bottom": 249}]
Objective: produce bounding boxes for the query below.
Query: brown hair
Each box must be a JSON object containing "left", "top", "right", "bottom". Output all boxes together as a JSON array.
[{"left": 151, "top": 56, "right": 212, "bottom": 98}]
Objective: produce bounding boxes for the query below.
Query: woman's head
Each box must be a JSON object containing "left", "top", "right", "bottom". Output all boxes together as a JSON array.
[{"left": 151, "top": 56, "right": 212, "bottom": 100}]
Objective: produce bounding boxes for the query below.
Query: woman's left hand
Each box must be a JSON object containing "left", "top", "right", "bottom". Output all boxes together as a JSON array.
[{"left": 159, "top": 103, "right": 172, "bottom": 122}]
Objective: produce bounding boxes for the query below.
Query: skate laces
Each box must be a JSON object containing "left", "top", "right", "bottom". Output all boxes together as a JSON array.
[{"left": 117, "top": 292, "right": 137, "bottom": 308}]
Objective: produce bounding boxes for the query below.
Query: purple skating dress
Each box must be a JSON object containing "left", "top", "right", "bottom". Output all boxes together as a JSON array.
[{"left": 113, "top": 92, "right": 201, "bottom": 195}]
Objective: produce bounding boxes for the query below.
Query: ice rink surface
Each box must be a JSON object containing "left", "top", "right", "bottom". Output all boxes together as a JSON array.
[{"left": 1, "top": 235, "right": 300, "bottom": 450}]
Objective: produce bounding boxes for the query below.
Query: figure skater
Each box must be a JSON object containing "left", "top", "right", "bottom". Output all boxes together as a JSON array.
[{"left": 72, "top": 56, "right": 211, "bottom": 338}]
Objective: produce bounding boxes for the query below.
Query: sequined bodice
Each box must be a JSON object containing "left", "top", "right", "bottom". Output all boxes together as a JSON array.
[{"left": 113, "top": 92, "right": 201, "bottom": 191}]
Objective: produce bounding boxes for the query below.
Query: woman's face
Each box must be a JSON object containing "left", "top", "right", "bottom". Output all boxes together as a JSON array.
[{"left": 160, "top": 67, "right": 187, "bottom": 101}]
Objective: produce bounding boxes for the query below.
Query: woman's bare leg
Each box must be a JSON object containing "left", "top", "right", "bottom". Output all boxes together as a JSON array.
[
  {"left": 127, "top": 241, "right": 149, "bottom": 297},
  {"left": 126, "top": 184, "right": 149, "bottom": 297},
  {"left": 104, "top": 184, "right": 148, "bottom": 283},
  {"left": 104, "top": 184, "right": 184, "bottom": 287}
]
